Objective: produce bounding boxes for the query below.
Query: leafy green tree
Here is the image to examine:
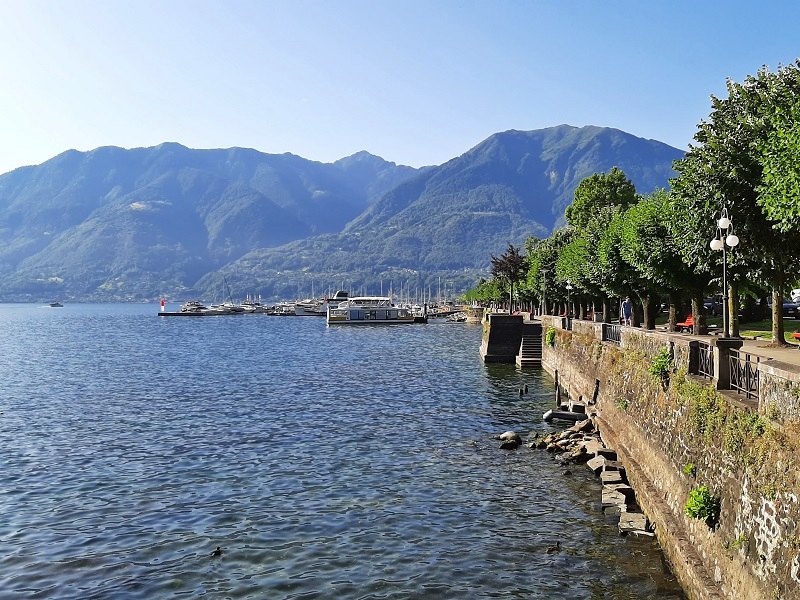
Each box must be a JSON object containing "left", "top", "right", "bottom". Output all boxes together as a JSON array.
[
  {"left": 671, "top": 61, "right": 800, "bottom": 343},
  {"left": 601, "top": 206, "right": 663, "bottom": 328},
  {"left": 525, "top": 229, "right": 574, "bottom": 314},
  {"left": 758, "top": 95, "right": 800, "bottom": 230},
  {"left": 562, "top": 168, "right": 639, "bottom": 322},
  {"left": 565, "top": 167, "right": 638, "bottom": 229},
  {"left": 616, "top": 190, "right": 710, "bottom": 331},
  {"left": 463, "top": 278, "right": 503, "bottom": 304},
  {"left": 490, "top": 243, "right": 527, "bottom": 312}
]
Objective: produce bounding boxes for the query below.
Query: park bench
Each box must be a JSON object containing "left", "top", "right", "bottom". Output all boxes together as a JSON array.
[
  {"left": 791, "top": 332, "right": 800, "bottom": 347},
  {"left": 676, "top": 314, "right": 694, "bottom": 332}
]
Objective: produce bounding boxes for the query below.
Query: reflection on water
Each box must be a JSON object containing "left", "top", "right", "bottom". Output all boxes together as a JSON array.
[{"left": 0, "top": 304, "right": 684, "bottom": 599}]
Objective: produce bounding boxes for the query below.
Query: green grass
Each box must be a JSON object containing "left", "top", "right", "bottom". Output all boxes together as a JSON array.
[
  {"left": 642, "top": 312, "right": 800, "bottom": 343},
  {"left": 739, "top": 318, "right": 800, "bottom": 343}
]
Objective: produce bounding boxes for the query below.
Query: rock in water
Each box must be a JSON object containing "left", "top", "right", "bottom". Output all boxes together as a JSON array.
[{"left": 498, "top": 431, "right": 522, "bottom": 443}]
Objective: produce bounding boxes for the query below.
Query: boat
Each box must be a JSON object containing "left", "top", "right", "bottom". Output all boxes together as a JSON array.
[
  {"left": 326, "top": 296, "right": 417, "bottom": 325},
  {"left": 49, "top": 301, "right": 63, "bottom": 307},
  {"left": 241, "top": 296, "right": 270, "bottom": 313},
  {"left": 295, "top": 290, "right": 349, "bottom": 316},
  {"left": 158, "top": 300, "right": 238, "bottom": 316}
]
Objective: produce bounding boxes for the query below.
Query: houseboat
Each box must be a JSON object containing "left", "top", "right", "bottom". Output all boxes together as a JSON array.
[{"left": 326, "top": 296, "right": 416, "bottom": 325}]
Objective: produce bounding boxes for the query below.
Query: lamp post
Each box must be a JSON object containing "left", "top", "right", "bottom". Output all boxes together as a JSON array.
[
  {"left": 541, "top": 268, "right": 549, "bottom": 317},
  {"left": 566, "top": 281, "right": 573, "bottom": 317},
  {"left": 709, "top": 207, "right": 740, "bottom": 338}
]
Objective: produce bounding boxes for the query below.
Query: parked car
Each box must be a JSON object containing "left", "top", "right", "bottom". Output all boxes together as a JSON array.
[
  {"left": 766, "top": 299, "right": 800, "bottom": 319},
  {"left": 703, "top": 298, "right": 720, "bottom": 316},
  {"left": 783, "top": 302, "right": 800, "bottom": 319}
]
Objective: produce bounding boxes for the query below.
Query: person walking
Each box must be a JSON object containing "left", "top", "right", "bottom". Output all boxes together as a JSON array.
[{"left": 622, "top": 296, "right": 633, "bottom": 326}]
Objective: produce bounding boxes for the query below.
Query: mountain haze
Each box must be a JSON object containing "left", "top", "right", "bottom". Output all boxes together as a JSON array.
[
  {"left": 0, "top": 126, "right": 683, "bottom": 301},
  {"left": 223, "top": 125, "right": 683, "bottom": 298},
  {"left": 0, "top": 143, "right": 418, "bottom": 299}
]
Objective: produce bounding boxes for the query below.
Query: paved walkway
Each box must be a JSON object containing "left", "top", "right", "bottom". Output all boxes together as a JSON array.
[
  {"left": 665, "top": 329, "right": 800, "bottom": 369},
  {"left": 739, "top": 338, "right": 800, "bottom": 367}
]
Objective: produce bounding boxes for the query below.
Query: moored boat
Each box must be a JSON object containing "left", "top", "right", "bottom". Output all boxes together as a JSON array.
[
  {"left": 158, "top": 300, "right": 240, "bottom": 316},
  {"left": 326, "top": 296, "right": 416, "bottom": 325},
  {"left": 295, "top": 290, "right": 349, "bottom": 316}
]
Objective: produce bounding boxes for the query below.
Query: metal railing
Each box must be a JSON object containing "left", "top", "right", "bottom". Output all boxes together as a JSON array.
[
  {"left": 601, "top": 323, "right": 621, "bottom": 345},
  {"left": 697, "top": 342, "right": 714, "bottom": 379},
  {"left": 729, "top": 348, "right": 759, "bottom": 399}
]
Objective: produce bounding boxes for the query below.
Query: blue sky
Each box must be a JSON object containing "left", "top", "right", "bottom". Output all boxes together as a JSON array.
[{"left": 0, "top": 1, "right": 798, "bottom": 175}]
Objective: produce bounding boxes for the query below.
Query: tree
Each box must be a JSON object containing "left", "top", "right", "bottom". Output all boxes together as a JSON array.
[
  {"left": 758, "top": 94, "right": 800, "bottom": 230},
  {"left": 561, "top": 168, "right": 639, "bottom": 322},
  {"left": 525, "top": 229, "right": 574, "bottom": 315},
  {"left": 463, "top": 278, "right": 503, "bottom": 304},
  {"left": 565, "top": 167, "right": 638, "bottom": 230},
  {"left": 616, "top": 190, "right": 711, "bottom": 331},
  {"left": 671, "top": 61, "right": 800, "bottom": 343},
  {"left": 490, "top": 244, "right": 527, "bottom": 312}
]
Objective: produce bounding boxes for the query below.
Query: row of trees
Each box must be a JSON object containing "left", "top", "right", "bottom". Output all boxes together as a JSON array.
[{"left": 467, "top": 60, "right": 800, "bottom": 344}]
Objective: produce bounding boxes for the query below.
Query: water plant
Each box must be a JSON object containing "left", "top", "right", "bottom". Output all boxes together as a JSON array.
[
  {"left": 685, "top": 485, "right": 721, "bottom": 527},
  {"left": 545, "top": 327, "right": 556, "bottom": 347}
]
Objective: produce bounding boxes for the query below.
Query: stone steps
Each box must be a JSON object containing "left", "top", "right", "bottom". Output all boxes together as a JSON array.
[{"left": 517, "top": 334, "right": 542, "bottom": 368}]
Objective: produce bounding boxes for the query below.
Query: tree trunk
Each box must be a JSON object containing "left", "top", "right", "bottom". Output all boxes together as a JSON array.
[
  {"left": 602, "top": 298, "right": 611, "bottom": 323},
  {"left": 668, "top": 291, "right": 679, "bottom": 332},
  {"left": 729, "top": 280, "right": 740, "bottom": 338},
  {"left": 772, "top": 287, "right": 786, "bottom": 345},
  {"left": 639, "top": 293, "right": 654, "bottom": 330},
  {"left": 509, "top": 282, "right": 514, "bottom": 314},
  {"left": 691, "top": 294, "right": 707, "bottom": 335}
]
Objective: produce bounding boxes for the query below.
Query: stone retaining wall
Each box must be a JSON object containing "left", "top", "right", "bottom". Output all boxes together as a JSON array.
[{"left": 540, "top": 318, "right": 800, "bottom": 600}]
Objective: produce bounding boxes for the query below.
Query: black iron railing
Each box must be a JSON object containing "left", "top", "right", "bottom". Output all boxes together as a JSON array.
[
  {"left": 697, "top": 342, "right": 714, "bottom": 379},
  {"left": 602, "top": 323, "right": 621, "bottom": 345},
  {"left": 729, "top": 348, "right": 759, "bottom": 399}
]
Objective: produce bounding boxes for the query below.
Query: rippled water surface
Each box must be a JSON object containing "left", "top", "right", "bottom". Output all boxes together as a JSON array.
[{"left": 0, "top": 304, "right": 684, "bottom": 599}]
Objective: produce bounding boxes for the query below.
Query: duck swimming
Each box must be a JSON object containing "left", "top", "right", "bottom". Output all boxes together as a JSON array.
[
  {"left": 546, "top": 541, "right": 561, "bottom": 554},
  {"left": 211, "top": 546, "right": 223, "bottom": 558}
]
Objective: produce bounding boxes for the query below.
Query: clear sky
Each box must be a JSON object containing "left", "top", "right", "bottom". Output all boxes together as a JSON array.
[{"left": 0, "top": 0, "right": 798, "bottom": 175}]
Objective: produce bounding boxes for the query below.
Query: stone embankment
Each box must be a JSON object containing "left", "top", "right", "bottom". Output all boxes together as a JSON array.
[{"left": 530, "top": 416, "right": 653, "bottom": 537}]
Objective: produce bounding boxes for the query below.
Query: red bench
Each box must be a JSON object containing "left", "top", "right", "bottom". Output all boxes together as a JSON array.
[
  {"left": 791, "top": 332, "right": 800, "bottom": 343},
  {"left": 676, "top": 314, "right": 694, "bottom": 332}
]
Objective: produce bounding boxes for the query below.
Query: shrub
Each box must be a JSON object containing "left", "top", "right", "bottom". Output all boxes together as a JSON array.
[
  {"left": 545, "top": 327, "right": 556, "bottom": 347},
  {"left": 648, "top": 346, "right": 674, "bottom": 383},
  {"left": 685, "top": 485, "right": 721, "bottom": 527}
]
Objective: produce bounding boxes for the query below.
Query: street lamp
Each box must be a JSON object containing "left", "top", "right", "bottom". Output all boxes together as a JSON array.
[
  {"left": 540, "top": 269, "right": 549, "bottom": 316},
  {"left": 566, "top": 281, "right": 573, "bottom": 317},
  {"left": 709, "top": 206, "right": 740, "bottom": 338}
]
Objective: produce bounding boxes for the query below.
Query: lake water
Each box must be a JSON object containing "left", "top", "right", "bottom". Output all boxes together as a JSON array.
[{"left": 0, "top": 303, "right": 684, "bottom": 599}]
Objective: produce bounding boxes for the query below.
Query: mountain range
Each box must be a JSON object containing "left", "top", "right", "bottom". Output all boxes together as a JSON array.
[{"left": 0, "top": 125, "right": 684, "bottom": 302}]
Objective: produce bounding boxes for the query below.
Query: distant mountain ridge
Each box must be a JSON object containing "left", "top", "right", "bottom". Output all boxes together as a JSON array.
[{"left": 0, "top": 126, "right": 683, "bottom": 301}]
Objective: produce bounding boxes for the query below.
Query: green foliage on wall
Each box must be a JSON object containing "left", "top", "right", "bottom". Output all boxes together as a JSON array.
[
  {"left": 685, "top": 485, "right": 721, "bottom": 527},
  {"left": 682, "top": 463, "right": 696, "bottom": 477},
  {"left": 648, "top": 346, "right": 674, "bottom": 382},
  {"left": 545, "top": 327, "right": 557, "bottom": 347},
  {"left": 676, "top": 376, "right": 727, "bottom": 442}
]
